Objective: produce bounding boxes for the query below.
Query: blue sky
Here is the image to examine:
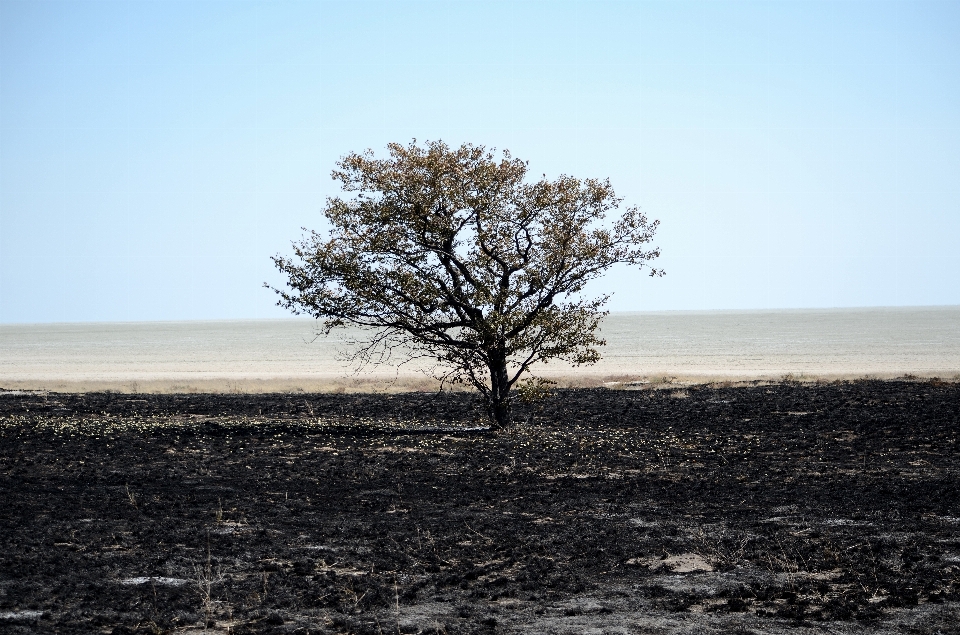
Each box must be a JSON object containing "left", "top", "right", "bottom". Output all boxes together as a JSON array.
[{"left": 1, "top": 0, "right": 958, "bottom": 323}]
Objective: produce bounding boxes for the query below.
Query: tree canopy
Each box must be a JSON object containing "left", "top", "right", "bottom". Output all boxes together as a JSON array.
[{"left": 271, "top": 141, "right": 661, "bottom": 428}]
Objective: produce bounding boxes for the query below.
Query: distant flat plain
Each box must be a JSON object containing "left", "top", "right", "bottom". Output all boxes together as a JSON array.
[{"left": 2, "top": 306, "right": 958, "bottom": 393}]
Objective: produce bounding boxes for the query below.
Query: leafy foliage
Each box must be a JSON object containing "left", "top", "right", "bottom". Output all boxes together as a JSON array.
[{"left": 270, "top": 140, "right": 661, "bottom": 426}]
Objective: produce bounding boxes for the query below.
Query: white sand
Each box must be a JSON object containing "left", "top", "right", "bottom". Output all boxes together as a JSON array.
[{"left": 2, "top": 307, "right": 958, "bottom": 393}]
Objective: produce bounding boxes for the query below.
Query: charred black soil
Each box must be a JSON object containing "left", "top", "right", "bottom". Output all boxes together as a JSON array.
[{"left": 1, "top": 381, "right": 959, "bottom": 634}]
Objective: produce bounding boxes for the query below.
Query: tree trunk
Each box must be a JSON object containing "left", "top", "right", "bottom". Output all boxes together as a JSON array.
[{"left": 487, "top": 353, "right": 512, "bottom": 429}]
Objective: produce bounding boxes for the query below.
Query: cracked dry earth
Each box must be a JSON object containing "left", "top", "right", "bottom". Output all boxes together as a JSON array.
[{"left": 1, "top": 380, "right": 959, "bottom": 634}]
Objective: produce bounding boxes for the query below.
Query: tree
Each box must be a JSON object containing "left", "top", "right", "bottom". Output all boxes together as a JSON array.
[{"left": 270, "top": 141, "right": 662, "bottom": 428}]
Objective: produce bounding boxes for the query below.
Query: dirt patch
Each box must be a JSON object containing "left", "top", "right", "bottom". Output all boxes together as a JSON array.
[{"left": 1, "top": 381, "right": 959, "bottom": 633}]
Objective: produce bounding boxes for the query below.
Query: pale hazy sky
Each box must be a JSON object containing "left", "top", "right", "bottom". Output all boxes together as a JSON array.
[{"left": 1, "top": 0, "right": 958, "bottom": 323}]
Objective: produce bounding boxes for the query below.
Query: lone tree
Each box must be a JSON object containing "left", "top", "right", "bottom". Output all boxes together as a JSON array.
[{"left": 271, "top": 141, "right": 661, "bottom": 428}]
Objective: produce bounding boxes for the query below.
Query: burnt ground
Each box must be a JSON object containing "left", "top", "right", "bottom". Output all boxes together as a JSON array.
[{"left": 0, "top": 380, "right": 959, "bottom": 634}]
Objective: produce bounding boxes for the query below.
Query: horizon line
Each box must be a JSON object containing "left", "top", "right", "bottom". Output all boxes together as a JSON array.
[{"left": 3, "top": 304, "right": 959, "bottom": 328}]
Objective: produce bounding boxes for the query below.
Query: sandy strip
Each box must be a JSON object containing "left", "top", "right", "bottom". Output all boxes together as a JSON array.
[{"left": 3, "top": 308, "right": 958, "bottom": 393}]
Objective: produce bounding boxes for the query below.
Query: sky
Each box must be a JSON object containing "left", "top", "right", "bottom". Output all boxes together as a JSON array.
[{"left": 1, "top": 0, "right": 958, "bottom": 323}]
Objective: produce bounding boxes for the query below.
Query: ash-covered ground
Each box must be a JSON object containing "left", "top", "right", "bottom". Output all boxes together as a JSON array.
[{"left": 1, "top": 380, "right": 959, "bottom": 634}]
